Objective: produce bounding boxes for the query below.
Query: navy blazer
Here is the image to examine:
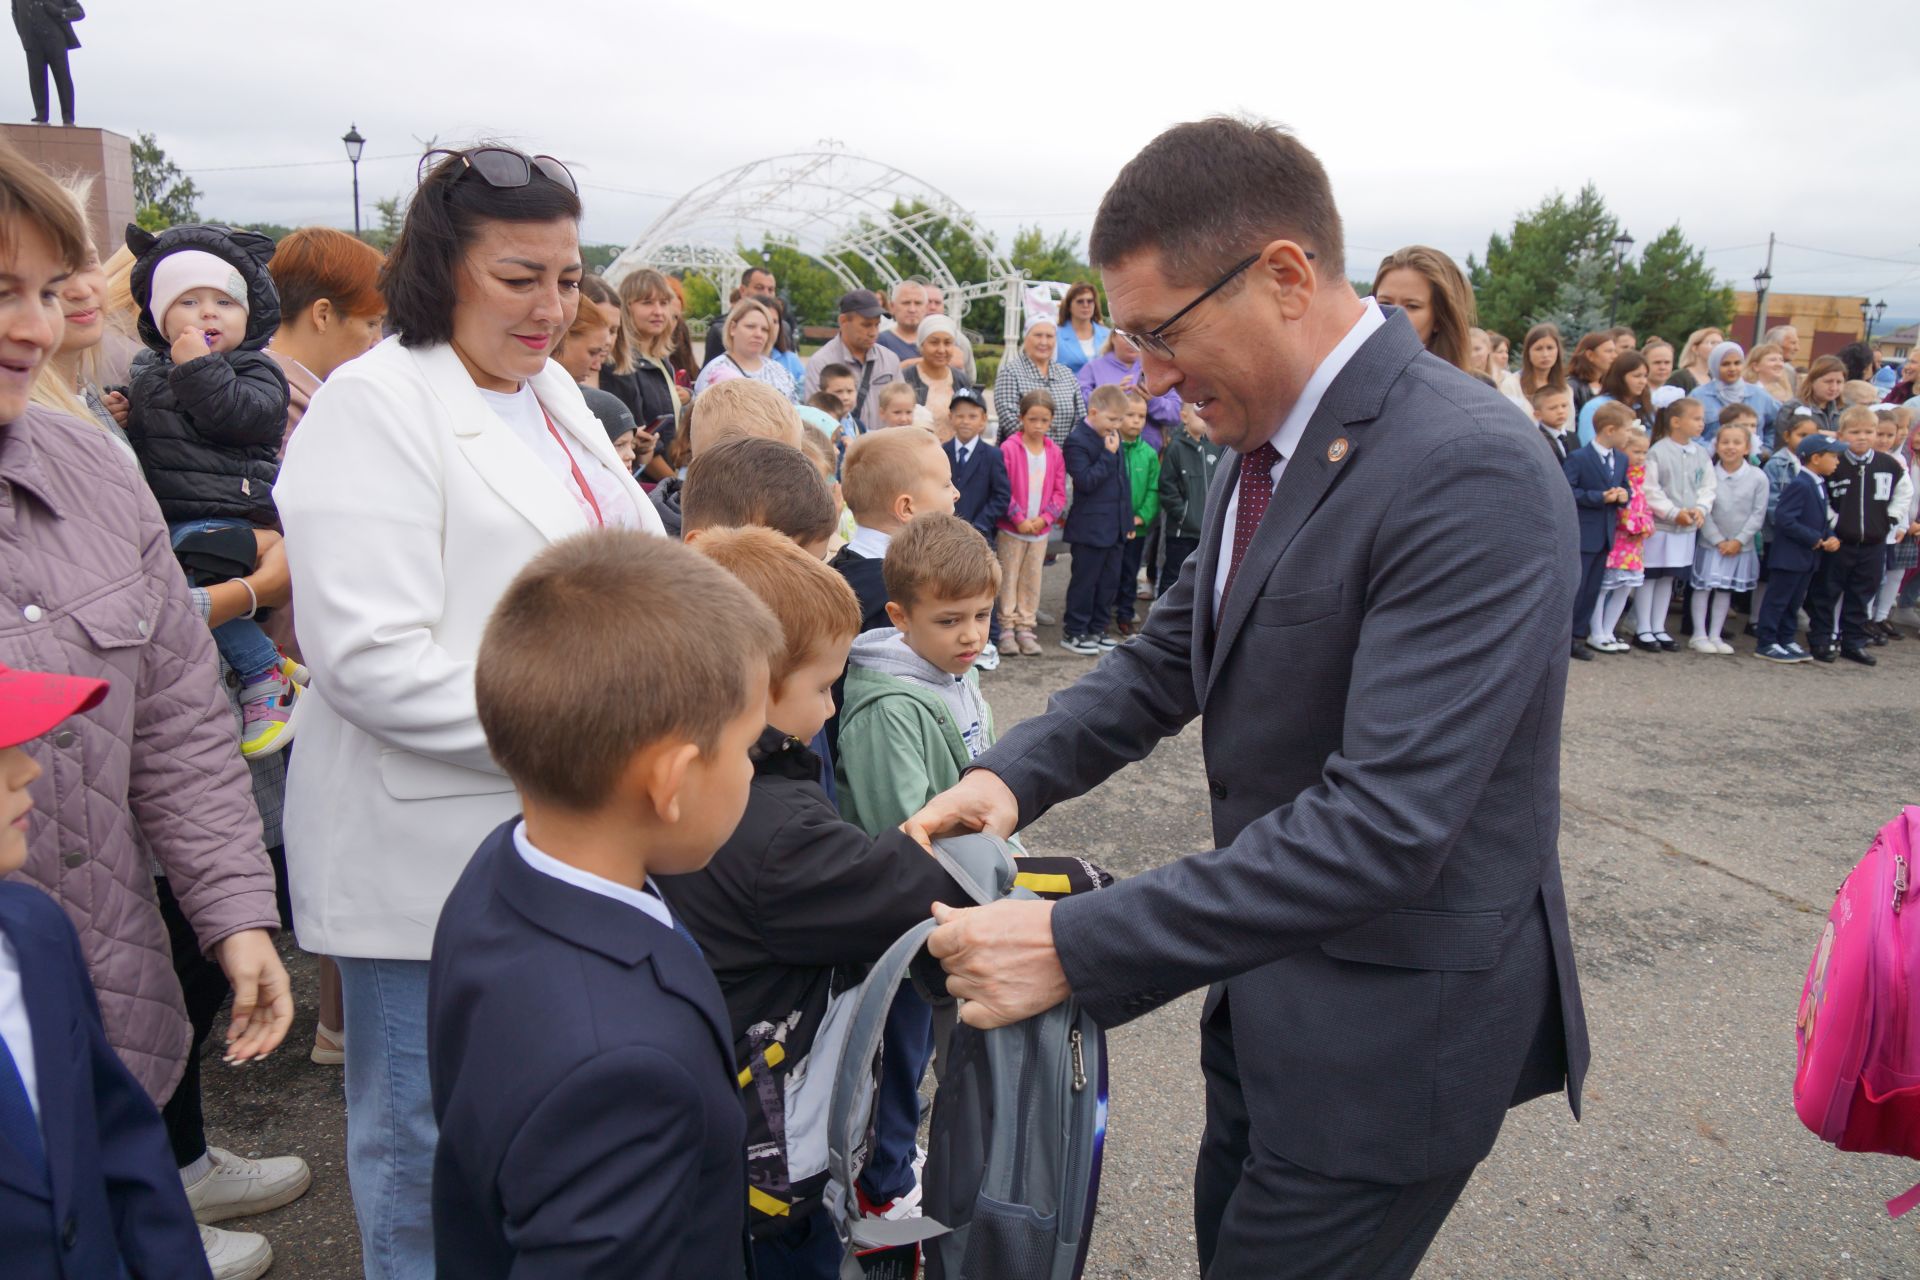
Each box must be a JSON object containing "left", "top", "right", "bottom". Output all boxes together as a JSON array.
[
  {"left": 428, "top": 822, "right": 749, "bottom": 1280},
  {"left": 0, "top": 883, "right": 207, "bottom": 1279},
  {"left": 945, "top": 436, "right": 1011, "bottom": 543},
  {"left": 1562, "top": 443, "right": 1628, "bottom": 554},
  {"left": 1769, "top": 470, "right": 1832, "bottom": 575},
  {"left": 1061, "top": 421, "right": 1128, "bottom": 548},
  {"left": 976, "top": 310, "right": 1588, "bottom": 1186}
]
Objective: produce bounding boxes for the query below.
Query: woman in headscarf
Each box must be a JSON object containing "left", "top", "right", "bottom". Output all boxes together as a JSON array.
[{"left": 1689, "top": 340, "right": 1779, "bottom": 448}]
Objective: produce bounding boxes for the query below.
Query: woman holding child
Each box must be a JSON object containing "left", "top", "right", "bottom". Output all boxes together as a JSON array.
[{"left": 276, "top": 146, "right": 664, "bottom": 1280}]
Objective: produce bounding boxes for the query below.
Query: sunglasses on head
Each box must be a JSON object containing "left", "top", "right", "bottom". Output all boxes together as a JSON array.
[{"left": 419, "top": 147, "right": 577, "bottom": 196}]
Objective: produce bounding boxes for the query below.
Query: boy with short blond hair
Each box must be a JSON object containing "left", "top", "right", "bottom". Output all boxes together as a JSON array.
[
  {"left": 651, "top": 379, "right": 807, "bottom": 536},
  {"left": 1113, "top": 389, "right": 1161, "bottom": 633},
  {"left": 1061, "top": 383, "right": 1132, "bottom": 652},
  {"left": 430, "top": 529, "right": 781, "bottom": 1280},
  {"left": 832, "top": 426, "right": 959, "bottom": 634}
]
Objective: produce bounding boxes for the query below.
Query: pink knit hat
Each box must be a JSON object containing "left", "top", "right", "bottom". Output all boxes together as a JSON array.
[{"left": 149, "top": 250, "right": 248, "bottom": 332}]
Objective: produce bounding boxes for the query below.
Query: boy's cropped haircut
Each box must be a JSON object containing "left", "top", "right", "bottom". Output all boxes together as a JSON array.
[
  {"left": 692, "top": 378, "right": 804, "bottom": 454},
  {"left": 693, "top": 526, "right": 861, "bottom": 681},
  {"left": 1591, "top": 401, "right": 1635, "bottom": 433},
  {"left": 1838, "top": 404, "right": 1879, "bottom": 435},
  {"left": 1087, "top": 383, "right": 1131, "bottom": 416},
  {"left": 806, "top": 391, "right": 846, "bottom": 418},
  {"left": 1529, "top": 384, "right": 1570, "bottom": 408},
  {"left": 818, "top": 361, "right": 857, "bottom": 385},
  {"left": 883, "top": 513, "right": 1003, "bottom": 610},
  {"left": 1717, "top": 402, "right": 1758, "bottom": 428},
  {"left": 1017, "top": 389, "right": 1054, "bottom": 418},
  {"left": 476, "top": 529, "right": 780, "bottom": 811},
  {"left": 842, "top": 427, "right": 942, "bottom": 524},
  {"left": 682, "top": 437, "right": 837, "bottom": 545},
  {"left": 795, "top": 425, "right": 837, "bottom": 478}
]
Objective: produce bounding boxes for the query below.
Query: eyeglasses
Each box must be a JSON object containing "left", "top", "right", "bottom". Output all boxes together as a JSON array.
[
  {"left": 419, "top": 147, "right": 578, "bottom": 196},
  {"left": 1114, "top": 249, "right": 1313, "bottom": 361}
]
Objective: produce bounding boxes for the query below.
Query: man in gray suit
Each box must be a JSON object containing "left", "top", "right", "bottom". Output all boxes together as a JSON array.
[{"left": 912, "top": 118, "right": 1590, "bottom": 1279}]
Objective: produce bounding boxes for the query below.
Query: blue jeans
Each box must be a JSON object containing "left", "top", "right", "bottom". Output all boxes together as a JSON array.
[
  {"left": 168, "top": 519, "right": 280, "bottom": 683},
  {"left": 336, "top": 957, "right": 436, "bottom": 1280},
  {"left": 860, "top": 985, "right": 932, "bottom": 1203}
]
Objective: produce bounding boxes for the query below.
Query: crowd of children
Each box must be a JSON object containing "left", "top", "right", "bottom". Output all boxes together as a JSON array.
[{"left": 1539, "top": 334, "right": 1920, "bottom": 666}]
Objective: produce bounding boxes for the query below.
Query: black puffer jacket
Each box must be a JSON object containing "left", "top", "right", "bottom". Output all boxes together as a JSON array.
[{"left": 125, "top": 224, "right": 288, "bottom": 526}]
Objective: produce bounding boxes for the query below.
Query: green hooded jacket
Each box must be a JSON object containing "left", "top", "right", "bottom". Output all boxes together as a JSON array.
[{"left": 835, "top": 630, "right": 996, "bottom": 837}]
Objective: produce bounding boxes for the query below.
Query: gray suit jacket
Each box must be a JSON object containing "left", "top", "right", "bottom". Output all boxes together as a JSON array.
[{"left": 976, "top": 311, "right": 1589, "bottom": 1185}]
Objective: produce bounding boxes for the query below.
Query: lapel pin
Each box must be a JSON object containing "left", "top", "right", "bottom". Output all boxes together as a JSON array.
[{"left": 1327, "top": 437, "right": 1350, "bottom": 463}]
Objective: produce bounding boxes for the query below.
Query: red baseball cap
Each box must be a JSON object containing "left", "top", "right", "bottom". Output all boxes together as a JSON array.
[{"left": 0, "top": 663, "right": 107, "bottom": 749}]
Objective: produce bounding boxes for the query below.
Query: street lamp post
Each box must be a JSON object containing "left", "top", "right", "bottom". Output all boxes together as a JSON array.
[
  {"left": 342, "top": 125, "right": 366, "bottom": 237},
  {"left": 1752, "top": 266, "right": 1772, "bottom": 346},
  {"left": 1607, "top": 230, "right": 1635, "bottom": 327},
  {"left": 1865, "top": 299, "right": 1887, "bottom": 346}
]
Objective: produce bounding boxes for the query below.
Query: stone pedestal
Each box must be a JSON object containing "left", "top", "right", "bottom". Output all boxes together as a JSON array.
[{"left": 1, "top": 124, "right": 135, "bottom": 258}]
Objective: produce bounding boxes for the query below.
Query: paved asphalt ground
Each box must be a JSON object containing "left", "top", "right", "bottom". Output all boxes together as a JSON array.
[{"left": 202, "top": 573, "right": 1920, "bottom": 1279}]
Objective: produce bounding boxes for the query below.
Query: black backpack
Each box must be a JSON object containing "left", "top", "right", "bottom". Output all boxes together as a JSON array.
[{"left": 824, "top": 834, "right": 1108, "bottom": 1280}]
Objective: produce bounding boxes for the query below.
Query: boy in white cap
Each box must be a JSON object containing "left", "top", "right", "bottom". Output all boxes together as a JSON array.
[{"left": 125, "top": 225, "right": 296, "bottom": 756}]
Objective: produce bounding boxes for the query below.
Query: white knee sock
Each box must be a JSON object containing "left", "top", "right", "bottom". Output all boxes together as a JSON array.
[
  {"left": 1873, "top": 568, "right": 1902, "bottom": 622},
  {"left": 1601, "top": 585, "right": 1634, "bottom": 638},
  {"left": 1589, "top": 588, "right": 1611, "bottom": 641},
  {"left": 1633, "top": 583, "right": 1658, "bottom": 637},
  {"left": 1708, "top": 590, "right": 1732, "bottom": 642},
  {"left": 1689, "top": 587, "right": 1710, "bottom": 639},
  {"left": 1650, "top": 578, "right": 1676, "bottom": 637}
]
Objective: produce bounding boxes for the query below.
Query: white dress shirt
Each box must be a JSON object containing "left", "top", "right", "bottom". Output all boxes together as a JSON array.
[
  {"left": 1213, "top": 300, "right": 1387, "bottom": 613},
  {"left": 0, "top": 931, "right": 38, "bottom": 1122},
  {"left": 512, "top": 820, "right": 674, "bottom": 932},
  {"left": 846, "top": 524, "right": 893, "bottom": 561}
]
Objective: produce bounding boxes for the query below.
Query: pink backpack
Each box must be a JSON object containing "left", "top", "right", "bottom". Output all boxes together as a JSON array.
[{"left": 1794, "top": 807, "right": 1920, "bottom": 1216}]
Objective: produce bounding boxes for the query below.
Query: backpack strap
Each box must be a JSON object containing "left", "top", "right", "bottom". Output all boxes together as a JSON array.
[{"left": 927, "top": 832, "right": 1018, "bottom": 905}]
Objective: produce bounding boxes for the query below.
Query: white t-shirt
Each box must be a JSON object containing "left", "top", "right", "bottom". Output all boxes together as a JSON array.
[
  {"left": 476, "top": 384, "right": 639, "bottom": 529},
  {"left": 1009, "top": 444, "right": 1050, "bottom": 542}
]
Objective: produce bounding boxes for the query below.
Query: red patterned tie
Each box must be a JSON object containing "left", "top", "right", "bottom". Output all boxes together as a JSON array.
[{"left": 1221, "top": 441, "right": 1281, "bottom": 608}]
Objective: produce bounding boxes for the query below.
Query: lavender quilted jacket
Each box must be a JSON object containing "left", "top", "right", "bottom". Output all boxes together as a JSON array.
[{"left": 0, "top": 405, "right": 280, "bottom": 1103}]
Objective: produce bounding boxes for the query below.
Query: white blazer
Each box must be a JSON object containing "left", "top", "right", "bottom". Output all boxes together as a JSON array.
[{"left": 275, "top": 338, "right": 664, "bottom": 959}]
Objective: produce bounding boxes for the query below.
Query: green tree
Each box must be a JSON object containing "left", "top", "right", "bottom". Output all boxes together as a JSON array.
[
  {"left": 359, "top": 195, "right": 406, "bottom": 252},
  {"left": 1536, "top": 250, "right": 1613, "bottom": 340},
  {"left": 1615, "top": 224, "right": 1733, "bottom": 343},
  {"left": 1467, "top": 184, "right": 1616, "bottom": 339},
  {"left": 130, "top": 132, "right": 201, "bottom": 231}
]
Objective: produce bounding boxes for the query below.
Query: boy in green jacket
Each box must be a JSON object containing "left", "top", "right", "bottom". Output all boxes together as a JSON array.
[{"left": 1114, "top": 390, "right": 1162, "bottom": 635}]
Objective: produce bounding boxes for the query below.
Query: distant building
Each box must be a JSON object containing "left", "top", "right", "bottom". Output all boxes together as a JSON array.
[
  {"left": 1872, "top": 322, "right": 1915, "bottom": 365},
  {"left": 1731, "top": 291, "right": 1866, "bottom": 363}
]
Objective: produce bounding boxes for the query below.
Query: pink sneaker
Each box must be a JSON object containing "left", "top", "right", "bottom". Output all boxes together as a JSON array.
[{"left": 238, "top": 670, "right": 295, "bottom": 758}]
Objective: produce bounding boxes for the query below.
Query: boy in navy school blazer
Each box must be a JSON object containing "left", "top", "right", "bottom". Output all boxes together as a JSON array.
[
  {"left": 943, "top": 387, "right": 1010, "bottom": 544},
  {"left": 1563, "top": 407, "right": 1632, "bottom": 653},
  {"left": 429, "top": 533, "right": 770, "bottom": 1280},
  {"left": 1756, "top": 436, "right": 1843, "bottom": 660},
  {"left": 0, "top": 664, "right": 210, "bottom": 1280}
]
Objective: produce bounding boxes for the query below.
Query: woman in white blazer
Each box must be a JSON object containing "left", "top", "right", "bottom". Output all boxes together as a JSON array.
[{"left": 274, "top": 148, "right": 662, "bottom": 1280}]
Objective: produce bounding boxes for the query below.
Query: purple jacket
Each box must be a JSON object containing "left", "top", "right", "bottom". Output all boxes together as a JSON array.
[
  {"left": 0, "top": 406, "right": 278, "bottom": 1103},
  {"left": 1076, "top": 353, "right": 1182, "bottom": 449}
]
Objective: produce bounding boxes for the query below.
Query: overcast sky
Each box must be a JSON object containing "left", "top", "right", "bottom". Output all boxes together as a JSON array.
[{"left": 43, "top": 0, "right": 1920, "bottom": 322}]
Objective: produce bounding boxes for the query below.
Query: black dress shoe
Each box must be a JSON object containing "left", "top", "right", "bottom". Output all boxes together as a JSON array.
[
  {"left": 1868, "top": 632, "right": 1889, "bottom": 647},
  {"left": 1570, "top": 642, "right": 1594, "bottom": 661},
  {"left": 1633, "top": 634, "right": 1663, "bottom": 652},
  {"left": 1812, "top": 648, "right": 1837, "bottom": 664},
  {"left": 1841, "top": 648, "right": 1878, "bottom": 666},
  {"left": 1656, "top": 634, "right": 1679, "bottom": 652}
]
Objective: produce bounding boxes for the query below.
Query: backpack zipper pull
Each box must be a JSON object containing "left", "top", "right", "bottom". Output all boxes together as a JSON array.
[
  {"left": 1894, "top": 855, "right": 1909, "bottom": 915},
  {"left": 1070, "top": 1028, "right": 1085, "bottom": 1092}
]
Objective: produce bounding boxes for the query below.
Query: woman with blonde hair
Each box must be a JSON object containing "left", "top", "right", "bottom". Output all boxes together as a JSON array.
[
  {"left": 1372, "top": 245, "right": 1475, "bottom": 370},
  {"left": 613, "top": 267, "right": 685, "bottom": 478},
  {"left": 1743, "top": 340, "right": 1795, "bottom": 403},
  {"left": 1669, "top": 326, "right": 1723, "bottom": 393},
  {"left": 694, "top": 295, "right": 799, "bottom": 401}
]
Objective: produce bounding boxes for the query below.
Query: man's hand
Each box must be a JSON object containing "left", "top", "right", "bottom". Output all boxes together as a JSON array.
[
  {"left": 902, "top": 770, "right": 1019, "bottom": 851},
  {"left": 928, "top": 899, "right": 1070, "bottom": 1029},
  {"left": 215, "top": 929, "right": 293, "bottom": 1063}
]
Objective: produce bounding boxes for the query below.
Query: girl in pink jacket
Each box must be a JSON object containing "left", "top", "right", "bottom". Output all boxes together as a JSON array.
[{"left": 996, "top": 390, "right": 1069, "bottom": 656}]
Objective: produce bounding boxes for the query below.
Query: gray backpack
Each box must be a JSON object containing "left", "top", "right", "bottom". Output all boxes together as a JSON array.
[{"left": 826, "top": 834, "right": 1107, "bottom": 1280}]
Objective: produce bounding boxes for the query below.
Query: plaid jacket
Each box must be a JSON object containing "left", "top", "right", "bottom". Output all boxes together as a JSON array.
[{"left": 993, "top": 353, "right": 1086, "bottom": 444}]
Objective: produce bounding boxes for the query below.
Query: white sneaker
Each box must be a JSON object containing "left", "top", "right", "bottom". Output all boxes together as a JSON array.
[
  {"left": 184, "top": 1147, "right": 313, "bottom": 1224},
  {"left": 974, "top": 642, "right": 1000, "bottom": 672},
  {"left": 1687, "top": 636, "right": 1718, "bottom": 654},
  {"left": 199, "top": 1224, "right": 273, "bottom": 1280},
  {"left": 881, "top": 1146, "right": 927, "bottom": 1221}
]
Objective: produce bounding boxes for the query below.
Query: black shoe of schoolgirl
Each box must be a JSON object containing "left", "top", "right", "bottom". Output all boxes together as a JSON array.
[
  {"left": 1632, "top": 634, "right": 1663, "bottom": 653},
  {"left": 1811, "top": 648, "right": 1836, "bottom": 664},
  {"left": 1840, "top": 648, "right": 1878, "bottom": 666}
]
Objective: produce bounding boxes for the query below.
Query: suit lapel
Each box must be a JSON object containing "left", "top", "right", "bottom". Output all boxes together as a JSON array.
[
  {"left": 0, "top": 900, "right": 63, "bottom": 1201},
  {"left": 1189, "top": 452, "right": 1237, "bottom": 705}
]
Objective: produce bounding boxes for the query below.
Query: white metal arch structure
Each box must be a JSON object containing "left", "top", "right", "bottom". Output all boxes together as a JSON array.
[{"left": 603, "top": 149, "right": 1025, "bottom": 346}]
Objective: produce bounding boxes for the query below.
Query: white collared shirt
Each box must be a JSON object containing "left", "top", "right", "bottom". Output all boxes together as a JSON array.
[
  {"left": 0, "top": 931, "right": 37, "bottom": 1122},
  {"left": 847, "top": 524, "right": 893, "bottom": 561},
  {"left": 1213, "top": 300, "right": 1387, "bottom": 613},
  {"left": 512, "top": 820, "right": 674, "bottom": 932}
]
